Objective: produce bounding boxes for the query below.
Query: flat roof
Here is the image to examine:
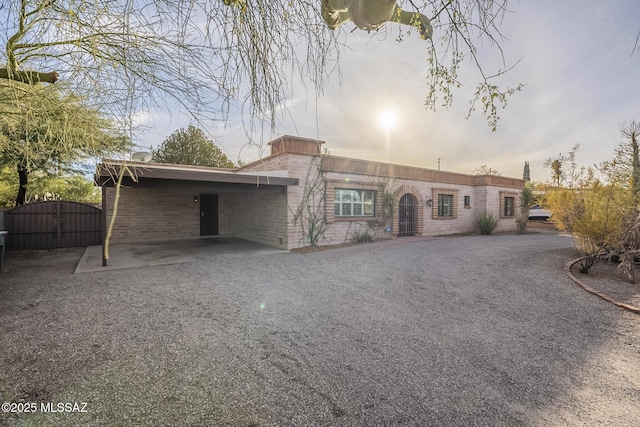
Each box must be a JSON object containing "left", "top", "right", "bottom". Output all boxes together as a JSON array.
[{"left": 95, "top": 160, "right": 299, "bottom": 187}]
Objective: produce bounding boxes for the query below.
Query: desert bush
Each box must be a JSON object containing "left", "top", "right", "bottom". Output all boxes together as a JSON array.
[
  {"left": 547, "top": 180, "right": 631, "bottom": 274},
  {"left": 475, "top": 212, "right": 499, "bottom": 235},
  {"left": 351, "top": 229, "right": 374, "bottom": 243}
]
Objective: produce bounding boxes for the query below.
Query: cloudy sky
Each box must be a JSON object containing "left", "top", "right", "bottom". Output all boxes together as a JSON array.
[{"left": 142, "top": 0, "right": 640, "bottom": 182}]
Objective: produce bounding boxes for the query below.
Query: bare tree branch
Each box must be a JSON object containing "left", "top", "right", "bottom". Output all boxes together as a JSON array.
[{"left": 0, "top": 1, "right": 524, "bottom": 139}]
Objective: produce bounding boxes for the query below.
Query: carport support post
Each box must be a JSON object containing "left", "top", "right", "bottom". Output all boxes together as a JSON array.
[{"left": 101, "top": 185, "right": 107, "bottom": 266}]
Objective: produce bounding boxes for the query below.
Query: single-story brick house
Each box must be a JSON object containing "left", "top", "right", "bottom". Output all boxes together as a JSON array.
[{"left": 96, "top": 135, "right": 523, "bottom": 255}]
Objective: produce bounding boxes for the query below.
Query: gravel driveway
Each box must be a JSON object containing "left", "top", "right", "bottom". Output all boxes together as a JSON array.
[{"left": 1, "top": 234, "right": 639, "bottom": 426}]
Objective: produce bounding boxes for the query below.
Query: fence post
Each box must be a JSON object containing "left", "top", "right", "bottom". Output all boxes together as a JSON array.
[
  {"left": 102, "top": 187, "right": 107, "bottom": 266},
  {"left": 56, "top": 200, "right": 62, "bottom": 247}
]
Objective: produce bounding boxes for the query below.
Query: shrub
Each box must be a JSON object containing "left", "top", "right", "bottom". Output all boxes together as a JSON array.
[
  {"left": 475, "top": 212, "right": 499, "bottom": 235},
  {"left": 351, "top": 229, "right": 373, "bottom": 243},
  {"left": 516, "top": 184, "right": 535, "bottom": 234}
]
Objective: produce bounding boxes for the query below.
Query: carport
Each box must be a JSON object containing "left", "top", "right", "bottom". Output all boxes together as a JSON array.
[{"left": 95, "top": 160, "right": 298, "bottom": 266}]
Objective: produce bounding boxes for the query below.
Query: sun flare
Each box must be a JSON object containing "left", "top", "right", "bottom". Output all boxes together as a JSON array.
[{"left": 378, "top": 110, "right": 398, "bottom": 130}]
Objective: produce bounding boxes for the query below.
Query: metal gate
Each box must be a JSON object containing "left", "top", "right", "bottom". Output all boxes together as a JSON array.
[
  {"left": 5, "top": 201, "right": 102, "bottom": 250},
  {"left": 398, "top": 193, "right": 418, "bottom": 236}
]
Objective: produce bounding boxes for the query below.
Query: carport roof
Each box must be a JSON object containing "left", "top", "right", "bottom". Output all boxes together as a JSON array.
[{"left": 95, "top": 160, "right": 299, "bottom": 187}]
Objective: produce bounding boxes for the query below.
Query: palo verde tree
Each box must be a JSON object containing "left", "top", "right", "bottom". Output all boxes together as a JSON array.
[
  {"left": 0, "top": 83, "right": 128, "bottom": 205},
  {"left": 152, "top": 126, "right": 235, "bottom": 168},
  {"left": 1, "top": 1, "right": 522, "bottom": 135}
]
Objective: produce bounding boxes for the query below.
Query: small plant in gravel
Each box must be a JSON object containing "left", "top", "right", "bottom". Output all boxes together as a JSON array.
[
  {"left": 351, "top": 229, "right": 374, "bottom": 243},
  {"left": 475, "top": 211, "right": 499, "bottom": 235}
]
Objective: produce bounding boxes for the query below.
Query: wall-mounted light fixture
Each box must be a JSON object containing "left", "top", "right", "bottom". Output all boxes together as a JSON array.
[
  {"left": 193, "top": 195, "right": 199, "bottom": 203},
  {"left": 426, "top": 199, "right": 433, "bottom": 208}
]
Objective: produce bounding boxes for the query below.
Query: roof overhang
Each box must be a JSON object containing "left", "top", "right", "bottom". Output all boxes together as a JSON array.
[{"left": 95, "top": 160, "right": 299, "bottom": 187}]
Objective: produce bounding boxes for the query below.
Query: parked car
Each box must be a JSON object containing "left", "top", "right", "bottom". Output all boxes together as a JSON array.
[{"left": 528, "top": 204, "right": 552, "bottom": 221}]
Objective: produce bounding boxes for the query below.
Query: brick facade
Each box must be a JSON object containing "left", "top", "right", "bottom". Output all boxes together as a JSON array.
[
  {"left": 100, "top": 135, "right": 523, "bottom": 251},
  {"left": 104, "top": 180, "right": 288, "bottom": 248},
  {"left": 238, "top": 137, "right": 522, "bottom": 248}
]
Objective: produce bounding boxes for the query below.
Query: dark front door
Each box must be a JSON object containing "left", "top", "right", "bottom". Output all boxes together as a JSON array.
[
  {"left": 200, "top": 194, "right": 219, "bottom": 236},
  {"left": 398, "top": 193, "right": 417, "bottom": 236}
]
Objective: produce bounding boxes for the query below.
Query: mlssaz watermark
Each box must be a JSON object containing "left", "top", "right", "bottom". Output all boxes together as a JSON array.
[{"left": 2, "top": 402, "right": 88, "bottom": 413}]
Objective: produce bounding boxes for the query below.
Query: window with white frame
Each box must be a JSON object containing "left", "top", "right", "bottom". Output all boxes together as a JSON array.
[
  {"left": 334, "top": 189, "right": 375, "bottom": 217},
  {"left": 438, "top": 194, "right": 454, "bottom": 217}
]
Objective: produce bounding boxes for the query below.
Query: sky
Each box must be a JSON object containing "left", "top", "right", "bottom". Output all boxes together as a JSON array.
[{"left": 139, "top": 0, "right": 640, "bottom": 182}]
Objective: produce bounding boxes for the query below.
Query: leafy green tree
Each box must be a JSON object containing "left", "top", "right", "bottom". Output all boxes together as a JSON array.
[
  {"left": 152, "top": 126, "right": 235, "bottom": 168},
  {"left": 0, "top": 166, "right": 17, "bottom": 207},
  {"left": 27, "top": 173, "right": 101, "bottom": 204},
  {"left": 0, "top": 83, "right": 128, "bottom": 205},
  {"left": 0, "top": 167, "right": 100, "bottom": 206}
]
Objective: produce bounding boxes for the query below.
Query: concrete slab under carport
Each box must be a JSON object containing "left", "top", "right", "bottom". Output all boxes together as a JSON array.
[{"left": 74, "top": 237, "right": 289, "bottom": 273}]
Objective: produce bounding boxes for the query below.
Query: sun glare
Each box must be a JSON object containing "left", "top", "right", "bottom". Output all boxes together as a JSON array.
[{"left": 378, "top": 110, "right": 398, "bottom": 130}]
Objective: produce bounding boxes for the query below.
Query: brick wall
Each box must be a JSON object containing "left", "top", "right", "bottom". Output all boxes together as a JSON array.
[
  {"left": 298, "top": 167, "right": 519, "bottom": 244},
  {"left": 243, "top": 152, "right": 521, "bottom": 248},
  {"left": 321, "top": 171, "right": 485, "bottom": 239},
  {"left": 104, "top": 180, "right": 287, "bottom": 247},
  {"left": 235, "top": 137, "right": 523, "bottom": 247},
  {"left": 105, "top": 185, "right": 200, "bottom": 244},
  {"left": 228, "top": 191, "right": 288, "bottom": 248}
]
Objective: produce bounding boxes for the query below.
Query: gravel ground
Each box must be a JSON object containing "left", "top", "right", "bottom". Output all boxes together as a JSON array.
[
  {"left": 1, "top": 234, "right": 639, "bottom": 426},
  {"left": 570, "top": 261, "right": 640, "bottom": 309}
]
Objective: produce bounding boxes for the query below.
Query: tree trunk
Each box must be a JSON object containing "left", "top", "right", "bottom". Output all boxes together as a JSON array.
[
  {"left": 0, "top": 67, "right": 58, "bottom": 84},
  {"left": 631, "top": 131, "right": 640, "bottom": 203},
  {"left": 16, "top": 166, "right": 28, "bottom": 206}
]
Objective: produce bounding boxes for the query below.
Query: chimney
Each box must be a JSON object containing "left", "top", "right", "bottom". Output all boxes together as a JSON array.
[{"left": 269, "top": 135, "right": 325, "bottom": 156}]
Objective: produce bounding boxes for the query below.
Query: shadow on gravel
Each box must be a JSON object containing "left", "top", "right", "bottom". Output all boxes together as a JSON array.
[{"left": 1, "top": 234, "right": 638, "bottom": 426}]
